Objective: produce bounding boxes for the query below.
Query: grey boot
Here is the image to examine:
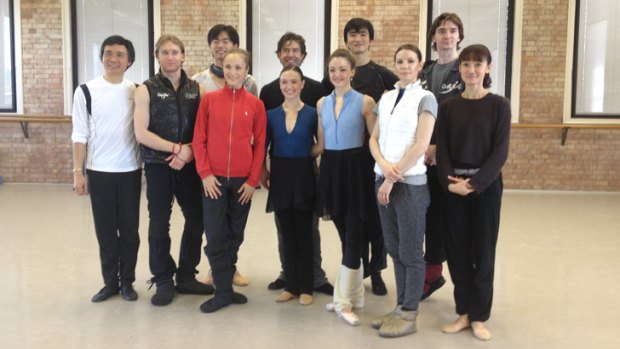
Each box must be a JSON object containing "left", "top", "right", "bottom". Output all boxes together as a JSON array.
[
  {"left": 378, "top": 310, "right": 417, "bottom": 338},
  {"left": 371, "top": 305, "right": 402, "bottom": 329}
]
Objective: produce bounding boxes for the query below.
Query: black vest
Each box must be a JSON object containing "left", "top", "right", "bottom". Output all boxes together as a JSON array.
[{"left": 140, "top": 70, "right": 201, "bottom": 164}]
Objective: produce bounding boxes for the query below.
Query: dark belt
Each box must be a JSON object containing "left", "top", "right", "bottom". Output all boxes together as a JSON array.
[{"left": 454, "top": 168, "right": 479, "bottom": 176}]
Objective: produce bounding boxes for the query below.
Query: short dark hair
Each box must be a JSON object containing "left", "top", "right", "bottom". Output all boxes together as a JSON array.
[
  {"left": 428, "top": 12, "right": 465, "bottom": 51},
  {"left": 459, "top": 44, "right": 493, "bottom": 88},
  {"left": 207, "top": 24, "right": 240, "bottom": 46},
  {"left": 100, "top": 35, "right": 135, "bottom": 67},
  {"left": 280, "top": 65, "right": 305, "bottom": 80},
  {"left": 276, "top": 32, "right": 307, "bottom": 57},
  {"left": 394, "top": 44, "right": 422, "bottom": 62},
  {"left": 343, "top": 17, "right": 374, "bottom": 43}
]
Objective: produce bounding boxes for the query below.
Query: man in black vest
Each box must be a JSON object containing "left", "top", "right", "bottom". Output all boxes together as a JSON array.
[{"left": 134, "top": 35, "right": 213, "bottom": 306}]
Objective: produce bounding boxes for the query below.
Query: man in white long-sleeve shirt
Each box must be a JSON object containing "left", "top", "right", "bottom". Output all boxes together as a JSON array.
[{"left": 71, "top": 35, "right": 141, "bottom": 303}]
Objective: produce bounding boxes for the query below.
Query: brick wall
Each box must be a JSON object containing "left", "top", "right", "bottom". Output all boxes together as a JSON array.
[
  {"left": 2, "top": 0, "right": 619, "bottom": 191},
  {"left": 0, "top": 0, "right": 71, "bottom": 183},
  {"left": 336, "top": 0, "right": 421, "bottom": 69},
  {"left": 159, "top": 0, "right": 240, "bottom": 78},
  {"left": 506, "top": 0, "right": 619, "bottom": 190}
]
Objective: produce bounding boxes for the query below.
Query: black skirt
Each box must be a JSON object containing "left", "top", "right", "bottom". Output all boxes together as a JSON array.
[
  {"left": 266, "top": 157, "right": 317, "bottom": 213},
  {"left": 317, "top": 148, "right": 376, "bottom": 220}
]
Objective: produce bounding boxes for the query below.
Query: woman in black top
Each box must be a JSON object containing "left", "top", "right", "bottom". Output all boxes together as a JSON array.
[{"left": 435, "top": 44, "right": 511, "bottom": 341}]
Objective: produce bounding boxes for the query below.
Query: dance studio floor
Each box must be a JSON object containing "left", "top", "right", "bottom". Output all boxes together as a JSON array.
[{"left": 0, "top": 183, "right": 618, "bottom": 349}]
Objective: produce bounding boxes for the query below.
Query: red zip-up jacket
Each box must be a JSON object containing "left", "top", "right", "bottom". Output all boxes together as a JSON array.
[{"left": 193, "top": 84, "right": 266, "bottom": 187}]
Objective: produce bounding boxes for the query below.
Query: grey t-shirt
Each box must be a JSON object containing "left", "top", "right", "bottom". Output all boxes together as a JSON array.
[
  {"left": 431, "top": 62, "right": 453, "bottom": 97},
  {"left": 418, "top": 94, "right": 438, "bottom": 118}
]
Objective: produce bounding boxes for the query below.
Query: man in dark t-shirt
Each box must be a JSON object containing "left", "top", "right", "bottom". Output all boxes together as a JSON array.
[
  {"left": 323, "top": 17, "right": 399, "bottom": 296},
  {"left": 418, "top": 12, "right": 466, "bottom": 301},
  {"left": 259, "top": 32, "right": 333, "bottom": 296}
]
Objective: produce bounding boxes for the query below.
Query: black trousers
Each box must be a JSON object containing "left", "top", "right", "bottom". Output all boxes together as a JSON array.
[
  {"left": 144, "top": 162, "right": 203, "bottom": 284},
  {"left": 444, "top": 175, "right": 503, "bottom": 322},
  {"left": 276, "top": 207, "right": 314, "bottom": 295},
  {"left": 424, "top": 165, "right": 446, "bottom": 265},
  {"left": 332, "top": 215, "right": 364, "bottom": 269},
  {"left": 361, "top": 204, "right": 387, "bottom": 277},
  {"left": 202, "top": 177, "right": 250, "bottom": 295},
  {"left": 87, "top": 169, "right": 141, "bottom": 288}
]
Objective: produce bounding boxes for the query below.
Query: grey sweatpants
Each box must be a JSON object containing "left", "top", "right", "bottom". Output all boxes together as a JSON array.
[{"left": 376, "top": 178, "right": 429, "bottom": 310}]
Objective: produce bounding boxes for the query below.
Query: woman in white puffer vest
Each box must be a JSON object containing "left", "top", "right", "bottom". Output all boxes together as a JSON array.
[{"left": 369, "top": 44, "right": 437, "bottom": 338}]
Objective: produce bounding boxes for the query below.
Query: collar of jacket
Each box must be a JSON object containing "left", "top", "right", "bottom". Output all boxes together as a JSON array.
[
  {"left": 222, "top": 82, "right": 247, "bottom": 96},
  {"left": 156, "top": 69, "right": 189, "bottom": 90}
]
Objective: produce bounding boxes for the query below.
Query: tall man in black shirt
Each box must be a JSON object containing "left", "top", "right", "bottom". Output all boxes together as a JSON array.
[
  {"left": 324, "top": 17, "right": 399, "bottom": 296},
  {"left": 259, "top": 32, "right": 333, "bottom": 295}
]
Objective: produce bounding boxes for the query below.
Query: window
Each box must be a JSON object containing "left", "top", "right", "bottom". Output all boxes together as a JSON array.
[
  {"left": 426, "top": 0, "right": 515, "bottom": 98},
  {"left": 247, "top": 0, "right": 329, "bottom": 90},
  {"left": 71, "top": 0, "right": 154, "bottom": 90},
  {"left": 572, "top": 0, "right": 620, "bottom": 119},
  {"left": 1, "top": 0, "right": 16, "bottom": 112}
]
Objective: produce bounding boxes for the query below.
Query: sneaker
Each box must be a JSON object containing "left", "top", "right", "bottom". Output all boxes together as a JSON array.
[
  {"left": 175, "top": 279, "right": 215, "bottom": 295},
  {"left": 151, "top": 282, "right": 175, "bottom": 306},
  {"left": 371, "top": 272, "right": 387, "bottom": 296},
  {"left": 267, "top": 278, "right": 286, "bottom": 290},
  {"left": 120, "top": 284, "right": 138, "bottom": 301},
  {"left": 314, "top": 282, "right": 334, "bottom": 295},
  {"left": 421, "top": 276, "right": 446, "bottom": 301},
  {"left": 91, "top": 285, "right": 119, "bottom": 303}
]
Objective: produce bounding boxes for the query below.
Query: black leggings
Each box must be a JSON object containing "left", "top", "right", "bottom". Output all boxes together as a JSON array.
[{"left": 332, "top": 215, "right": 364, "bottom": 269}]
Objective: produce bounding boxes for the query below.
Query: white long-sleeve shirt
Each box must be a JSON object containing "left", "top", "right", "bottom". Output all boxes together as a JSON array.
[{"left": 71, "top": 76, "right": 140, "bottom": 172}]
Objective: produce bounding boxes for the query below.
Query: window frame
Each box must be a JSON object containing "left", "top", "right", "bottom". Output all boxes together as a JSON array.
[
  {"left": 567, "top": 0, "right": 620, "bottom": 122},
  {"left": 422, "top": 0, "right": 521, "bottom": 122},
  {"left": 245, "top": 0, "right": 332, "bottom": 89},
  {"left": 67, "top": 0, "right": 155, "bottom": 101},
  {"left": 0, "top": 0, "right": 22, "bottom": 114}
]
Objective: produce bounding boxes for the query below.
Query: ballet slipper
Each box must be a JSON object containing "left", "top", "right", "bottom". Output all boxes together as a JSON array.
[
  {"left": 337, "top": 308, "right": 361, "bottom": 326},
  {"left": 299, "top": 294, "right": 313, "bottom": 306},
  {"left": 233, "top": 270, "right": 250, "bottom": 286},
  {"left": 275, "top": 291, "right": 296, "bottom": 303},
  {"left": 441, "top": 314, "right": 470, "bottom": 334},
  {"left": 471, "top": 321, "right": 492, "bottom": 341}
]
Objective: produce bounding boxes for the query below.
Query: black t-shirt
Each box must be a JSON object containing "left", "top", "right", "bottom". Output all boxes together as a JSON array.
[
  {"left": 322, "top": 60, "right": 398, "bottom": 102},
  {"left": 259, "top": 75, "right": 325, "bottom": 111}
]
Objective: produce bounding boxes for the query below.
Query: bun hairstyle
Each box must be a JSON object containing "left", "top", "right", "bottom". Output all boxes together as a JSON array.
[
  {"left": 280, "top": 65, "right": 305, "bottom": 80},
  {"left": 327, "top": 48, "right": 356, "bottom": 70},
  {"left": 224, "top": 48, "right": 251, "bottom": 68},
  {"left": 459, "top": 44, "right": 493, "bottom": 88},
  {"left": 394, "top": 44, "right": 422, "bottom": 62}
]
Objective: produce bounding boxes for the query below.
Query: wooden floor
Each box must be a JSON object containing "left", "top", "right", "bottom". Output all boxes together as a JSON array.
[{"left": 0, "top": 183, "right": 618, "bottom": 349}]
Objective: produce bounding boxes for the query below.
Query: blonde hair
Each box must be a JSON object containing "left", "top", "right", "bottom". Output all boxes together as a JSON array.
[{"left": 155, "top": 35, "right": 185, "bottom": 55}]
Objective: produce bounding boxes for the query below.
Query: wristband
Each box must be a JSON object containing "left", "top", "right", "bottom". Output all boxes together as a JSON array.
[{"left": 72, "top": 168, "right": 82, "bottom": 173}]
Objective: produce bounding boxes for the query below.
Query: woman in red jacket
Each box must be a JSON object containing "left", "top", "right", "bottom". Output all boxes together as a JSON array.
[{"left": 193, "top": 48, "right": 267, "bottom": 313}]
